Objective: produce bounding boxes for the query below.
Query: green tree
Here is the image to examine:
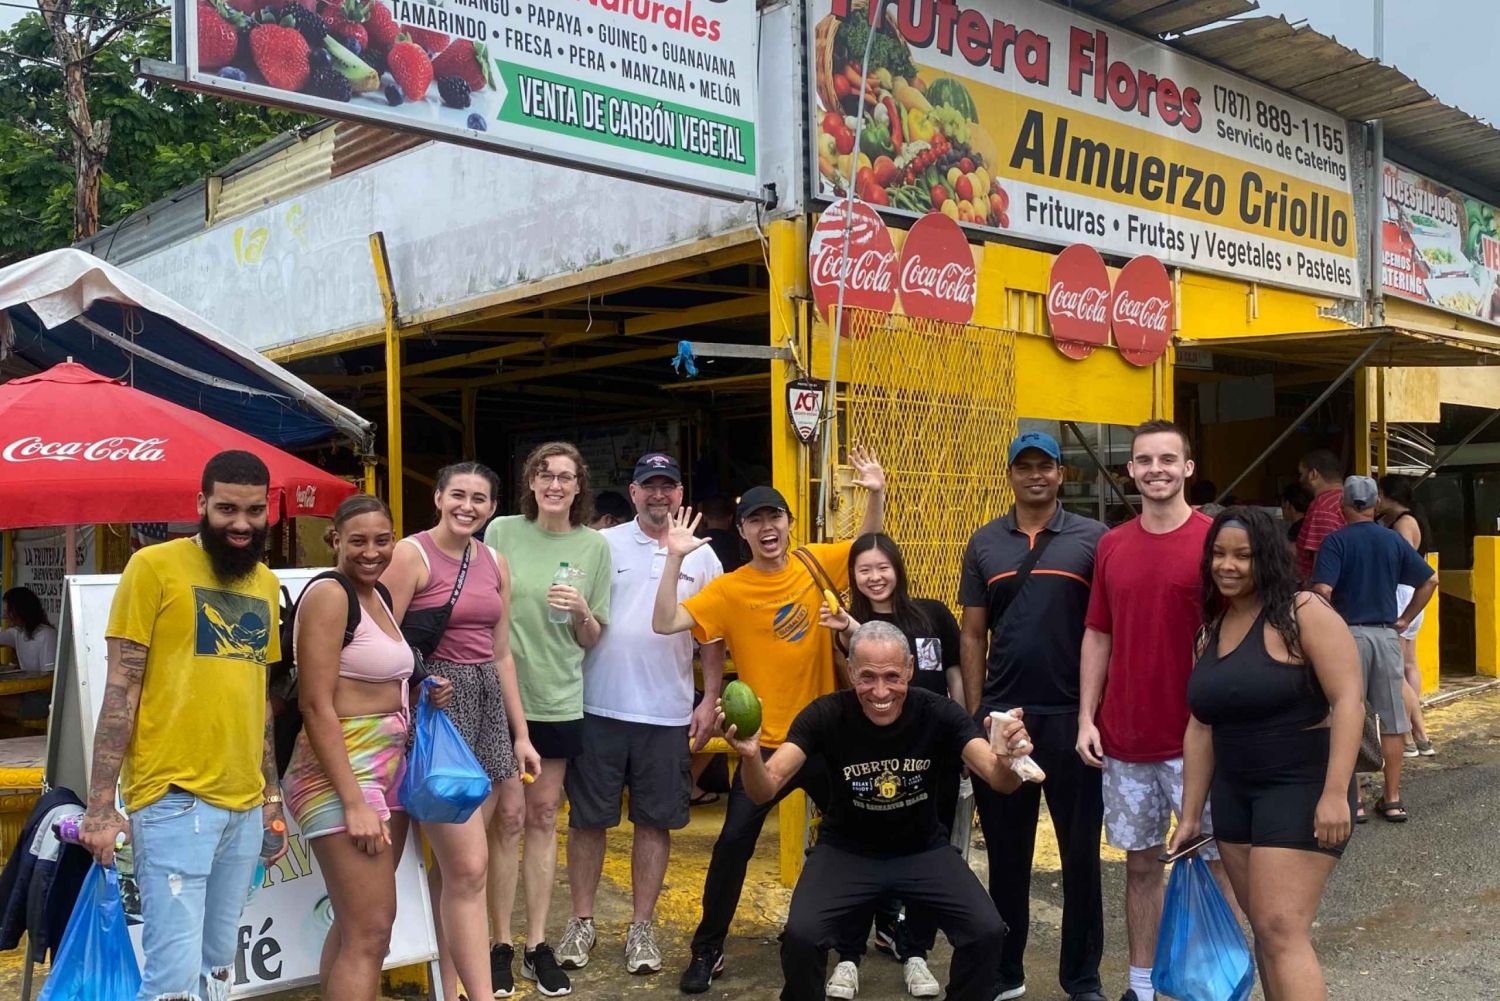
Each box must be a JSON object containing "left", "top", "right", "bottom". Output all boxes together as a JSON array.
[{"left": 0, "top": 1, "right": 310, "bottom": 261}]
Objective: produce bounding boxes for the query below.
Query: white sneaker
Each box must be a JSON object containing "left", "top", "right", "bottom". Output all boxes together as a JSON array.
[
  {"left": 826, "top": 960, "right": 860, "bottom": 999},
  {"left": 903, "top": 957, "right": 940, "bottom": 998},
  {"left": 995, "top": 984, "right": 1027, "bottom": 1001},
  {"left": 555, "top": 916, "right": 595, "bottom": 970},
  {"left": 624, "top": 921, "right": 662, "bottom": 974}
]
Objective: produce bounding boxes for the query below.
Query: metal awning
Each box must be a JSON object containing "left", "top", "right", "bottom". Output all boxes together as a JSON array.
[{"left": 1180, "top": 323, "right": 1500, "bottom": 369}]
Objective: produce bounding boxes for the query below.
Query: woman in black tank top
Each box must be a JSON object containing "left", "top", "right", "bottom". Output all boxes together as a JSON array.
[{"left": 1167, "top": 507, "right": 1364, "bottom": 1001}]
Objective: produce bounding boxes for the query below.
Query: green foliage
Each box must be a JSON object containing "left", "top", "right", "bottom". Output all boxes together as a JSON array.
[{"left": 0, "top": 2, "right": 311, "bottom": 262}]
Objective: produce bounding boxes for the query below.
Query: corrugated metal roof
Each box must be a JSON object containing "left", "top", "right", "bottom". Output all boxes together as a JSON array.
[
  {"left": 331, "top": 124, "right": 428, "bottom": 179},
  {"left": 74, "top": 181, "right": 207, "bottom": 265},
  {"left": 1068, "top": 0, "right": 1261, "bottom": 38},
  {"left": 209, "top": 124, "right": 336, "bottom": 226},
  {"left": 1174, "top": 16, "right": 1500, "bottom": 195}
]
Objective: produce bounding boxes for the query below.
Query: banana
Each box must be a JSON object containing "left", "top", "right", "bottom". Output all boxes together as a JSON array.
[{"left": 823, "top": 589, "right": 841, "bottom": 615}]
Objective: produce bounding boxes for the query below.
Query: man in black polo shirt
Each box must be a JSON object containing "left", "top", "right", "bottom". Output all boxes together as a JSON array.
[{"left": 959, "top": 429, "right": 1107, "bottom": 1001}]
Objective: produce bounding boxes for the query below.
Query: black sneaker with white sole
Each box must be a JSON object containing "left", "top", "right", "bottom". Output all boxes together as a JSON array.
[
  {"left": 679, "top": 948, "right": 725, "bottom": 994},
  {"left": 523, "top": 943, "right": 572, "bottom": 997},
  {"left": 490, "top": 942, "right": 515, "bottom": 997}
]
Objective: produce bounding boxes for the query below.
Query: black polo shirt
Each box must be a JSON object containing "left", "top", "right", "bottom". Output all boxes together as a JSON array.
[{"left": 958, "top": 504, "right": 1105, "bottom": 715}]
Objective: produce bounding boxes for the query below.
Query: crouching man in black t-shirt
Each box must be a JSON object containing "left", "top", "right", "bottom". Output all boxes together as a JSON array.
[{"left": 719, "top": 620, "right": 1032, "bottom": 1001}]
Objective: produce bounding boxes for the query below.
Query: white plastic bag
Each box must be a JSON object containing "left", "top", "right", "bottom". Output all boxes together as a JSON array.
[{"left": 989, "top": 710, "right": 1046, "bottom": 783}]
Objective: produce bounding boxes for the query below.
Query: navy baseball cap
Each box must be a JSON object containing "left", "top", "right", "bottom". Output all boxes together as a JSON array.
[
  {"left": 633, "top": 452, "right": 682, "bottom": 484},
  {"left": 736, "top": 486, "right": 790, "bottom": 521},
  {"left": 1008, "top": 430, "right": 1062, "bottom": 465}
]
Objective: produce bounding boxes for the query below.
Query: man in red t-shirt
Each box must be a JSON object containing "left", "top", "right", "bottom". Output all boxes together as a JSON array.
[
  {"left": 1296, "top": 449, "right": 1346, "bottom": 582},
  {"left": 1076, "top": 420, "right": 1219, "bottom": 1001}
]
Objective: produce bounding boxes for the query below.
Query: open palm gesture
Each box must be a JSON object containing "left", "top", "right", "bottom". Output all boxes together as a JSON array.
[
  {"left": 666, "top": 507, "right": 708, "bottom": 558},
  {"left": 849, "top": 444, "right": 886, "bottom": 493}
]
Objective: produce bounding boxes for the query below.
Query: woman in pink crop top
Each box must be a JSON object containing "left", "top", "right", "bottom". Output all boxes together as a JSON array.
[
  {"left": 382, "top": 462, "right": 539, "bottom": 1001},
  {"left": 281, "top": 495, "right": 452, "bottom": 1000}
]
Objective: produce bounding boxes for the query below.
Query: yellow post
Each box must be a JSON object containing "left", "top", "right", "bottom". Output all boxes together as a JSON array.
[
  {"left": 370, "top": 233, "right": 403, "bottom": 536},
  {"left": 362, "top": 459, "right": 377, "bottom": 496},
  {"left": 1374, "top": 368, "right": 1388, "bottom": 477},
  {"left": 1474, "top": 537, "right": 1500, "bottom": 678},
  {"left": 768, "top": 216, "right": 812, "bottom": 887},
  {"left": 1353, "top": 368, "right": 1372, "bottom": 476},
  {"left": 1417, "top": 553, "right": 1440, "bottom": 695}
]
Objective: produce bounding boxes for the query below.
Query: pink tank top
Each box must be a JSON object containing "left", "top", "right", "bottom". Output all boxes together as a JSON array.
[
  {"left": 406, "top": 531, "right": 505, "bottom": 664},
  {"left": 294, "top": 579, "right": 415, "bottom": 704}
]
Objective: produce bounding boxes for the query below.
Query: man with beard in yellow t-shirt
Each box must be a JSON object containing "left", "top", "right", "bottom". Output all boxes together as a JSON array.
[{"left": 652, "top": 448, "right": 887, "bottom": 995}]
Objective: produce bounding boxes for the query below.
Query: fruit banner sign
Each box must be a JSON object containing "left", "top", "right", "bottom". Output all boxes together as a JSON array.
[
  {"left": 898, "top": 212, "right": 976, "bottom": 324},
  {"left": 173, "top": 0, "right": 759, "bottom": 199},
  {"left": 808, "top": 0, "right": 1358, "bottom": 298},
  {"left": 1111, "top": 254, "right": 1172, "bottom": 366},
  {"left": 1382, "top": 161, "right": 1500, "bottom": 324},
  {"left": 810, "top": 199, "right": 899, "bottom": 327},
  {"left": 1046, "top": 243, "right": 1110, "bottom": 360}
]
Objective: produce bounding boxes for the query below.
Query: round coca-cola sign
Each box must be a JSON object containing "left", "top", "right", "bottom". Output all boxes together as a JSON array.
[
  {"left": 1111, "top": 255, "right": 1174, "bottom": 367},
  {"left": 810, "top": 200, "right": 898, "bottom": 334},
  {"left": 1046, "top": 244, "right": 1112, "bottom": 360},
  {"left": 897, "top": 213, "right": 976, "bottom": 324}
]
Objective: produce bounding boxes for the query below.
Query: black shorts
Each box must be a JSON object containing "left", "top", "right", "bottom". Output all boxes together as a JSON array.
[
  {"left": 565, "top": 714, "right": 691, "bottom": 831},
  {"left": 529, "top": 718, "right": 586, "bottom": 761},
  {"left": 1210, "top": 727, "right": 1355, "bottom": 858}
]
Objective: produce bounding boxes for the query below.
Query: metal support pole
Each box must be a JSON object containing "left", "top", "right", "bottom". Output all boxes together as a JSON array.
[
  {"left": 1415, "top": 407, "right": 1500, "bottom": 487},
  {"left": 370, "top": 232, "right": 403, "bottom": 536},
  {"left": 1214, "top": 335, "right": 1389, "bottom": 504},
  {"left": 1064, "top": 423, "right": 1137, "bottom": 516}
]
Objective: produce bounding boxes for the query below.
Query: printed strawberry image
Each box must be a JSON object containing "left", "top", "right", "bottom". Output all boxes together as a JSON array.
[
  {"left": 401, "top": 24, "right": 449, "bottom": 54},
  {"left": 197, "top": 0, "right": 242, "bottom": 70},
  {"left": 250, "top": 20, "right": 311, "bottom": 91},
  {"left": 319, "top": 0, "right": 368, "bottom": 49},
  {"left": 386, "top": 33, "right": 432, "bottom": 102},
  {"left": 431, "top": 38, "right": 492, "bottom": 92},
  {"left": 363, "top": 0, "right": 398, "bottom": 49}
]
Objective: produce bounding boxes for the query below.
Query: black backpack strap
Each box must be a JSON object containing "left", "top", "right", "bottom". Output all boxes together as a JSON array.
[
  {"left": 299, "top": 571, "right": 363, "bottom": 647},
  {"left": 991, "top": 530, "right": 1058, "bottom": 625}
]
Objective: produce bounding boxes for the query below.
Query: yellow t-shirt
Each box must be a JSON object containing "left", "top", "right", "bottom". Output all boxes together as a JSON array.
[
  {"left": 105, "top": 539, "right": 282, "bottom": 813},
  {"left": 683, "top": 541, "right": 852, "bottom": 748}
]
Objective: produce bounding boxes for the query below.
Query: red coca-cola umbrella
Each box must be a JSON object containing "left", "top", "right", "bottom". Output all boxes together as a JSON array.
[{"left": 0, "top": 362, "right": 358, "bottom": 532}]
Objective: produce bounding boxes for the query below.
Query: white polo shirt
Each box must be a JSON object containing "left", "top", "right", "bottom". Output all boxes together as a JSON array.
[{"left": 582, "top": 519, "right": 723, "bottom": 726}]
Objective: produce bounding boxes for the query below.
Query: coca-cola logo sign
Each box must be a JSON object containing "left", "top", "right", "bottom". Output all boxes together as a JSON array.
[
  {"left": 2, "top": 436, "right": 168, "bottom": 463},
  {"left": 810, "top": 200, "right": 897, "bottom": 335},
  {"left": 1111, "top": 255, "right": 1174, "bottom": 367},
  {"left": 897, "top": 213, "right": 976, "bottom": 325},
  {"left": 1046, "top": 244, "right": 1112, "bottom": 360}
]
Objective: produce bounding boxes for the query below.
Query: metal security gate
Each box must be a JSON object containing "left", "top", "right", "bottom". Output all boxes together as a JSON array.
[{"left": 836, "top": 308, "right": 1019, "bottom": 610}]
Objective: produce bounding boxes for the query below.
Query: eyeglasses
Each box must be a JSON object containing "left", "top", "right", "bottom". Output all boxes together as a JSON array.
[
  {"left": 636, "top": 483, "right": 680, "bottom": 495},
  {"left": 535, "top": 472, "right": 578, "bottom": 485}
]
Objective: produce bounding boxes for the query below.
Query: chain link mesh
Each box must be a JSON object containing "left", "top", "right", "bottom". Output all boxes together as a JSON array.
[{"left": 835, "top": 308, "right": 1019, "bottom": 610}]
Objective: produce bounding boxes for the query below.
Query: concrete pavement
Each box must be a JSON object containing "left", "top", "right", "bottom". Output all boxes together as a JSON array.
[{"left": 7, "top": 690, "right": 1500, "bottom": 999}]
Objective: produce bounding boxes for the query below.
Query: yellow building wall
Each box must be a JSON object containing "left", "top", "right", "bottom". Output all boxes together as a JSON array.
[{"left": 1175, "top": 271, "right": 1350, "bottom": 341}]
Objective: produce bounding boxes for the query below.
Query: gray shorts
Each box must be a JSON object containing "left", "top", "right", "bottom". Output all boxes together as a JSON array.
[
  {"left": 1102, "top": 756, "right": 1219, "bottom": 858},
  {"left": 1349, "top": 625, "right": 1410, "bottom": 736},
  {"left": 565, "top": 713, "right": 691, "bottom": 831}
]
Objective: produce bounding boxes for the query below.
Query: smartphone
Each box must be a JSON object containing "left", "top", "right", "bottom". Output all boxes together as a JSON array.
[{"left": 1159, "top": 833, "right": 1214, "bottom": 864}]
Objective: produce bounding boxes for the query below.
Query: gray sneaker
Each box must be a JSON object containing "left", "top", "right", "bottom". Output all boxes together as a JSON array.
[
  {"left": 624, "top": 921, "right": 663, "bottom": 974},
  {"left": 555, "top": 917, "right": 596, "bottom": 970}
]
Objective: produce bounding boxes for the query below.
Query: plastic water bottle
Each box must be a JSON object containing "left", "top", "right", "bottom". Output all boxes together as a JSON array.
[
  {"left": 548, "top": 563, "right": 573, "bottom": 624},
  {"left": 248, "top": 818, "right": 286, "bottom": 904}
]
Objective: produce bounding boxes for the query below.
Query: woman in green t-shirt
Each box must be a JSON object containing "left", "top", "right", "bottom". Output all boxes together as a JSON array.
[{"left": 484, "top": 441, "right": 612, "bottom": 995}]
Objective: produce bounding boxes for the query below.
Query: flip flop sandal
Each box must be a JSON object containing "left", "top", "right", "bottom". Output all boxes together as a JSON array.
[
  {"left": 690, "top": 791, "right": 721, "bottom": 807},
  {"left": 1356, "top": 805, "right": 1368, "bottom": 825},
  {"left": 1375, "top": 798, "right": 1409, "bottom": 823}
]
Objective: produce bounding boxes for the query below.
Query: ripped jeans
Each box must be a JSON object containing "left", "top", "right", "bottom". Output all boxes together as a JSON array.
[{"left": 130, "top": 788, "right": 261, "bottom": 1001}]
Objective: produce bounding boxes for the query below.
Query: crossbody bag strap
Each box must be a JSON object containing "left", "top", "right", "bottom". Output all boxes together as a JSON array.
[
  {"left": 993, "top": 529, "right": 1058, "bottom": 625},
  {"left": 792, "top": 546, "right": 839, "bottom": 598},
  {"left": 446, "top": 542, "right": 472, "bottom": 612}
]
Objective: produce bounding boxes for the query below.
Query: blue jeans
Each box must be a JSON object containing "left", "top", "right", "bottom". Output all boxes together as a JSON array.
[{"left": 130, "top": 789, "right": 261, "bottom": 1001}]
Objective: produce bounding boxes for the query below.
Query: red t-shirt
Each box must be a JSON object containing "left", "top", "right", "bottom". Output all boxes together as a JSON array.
[
  {"left": 1296, "top": 488, "right": 1346, "bottom": 582},
  {"left": 1085, "top": 511, "right": 1212, "bottom": 762}
]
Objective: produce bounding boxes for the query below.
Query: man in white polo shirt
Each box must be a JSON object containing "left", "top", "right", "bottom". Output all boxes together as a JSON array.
[{"left": 560, "top": 452, "right": 725, "bottom": 975}]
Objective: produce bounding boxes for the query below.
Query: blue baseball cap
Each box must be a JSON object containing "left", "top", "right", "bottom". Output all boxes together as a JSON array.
[{"left": 1007, "top": 431, "right": 1062, "bottom": 465}]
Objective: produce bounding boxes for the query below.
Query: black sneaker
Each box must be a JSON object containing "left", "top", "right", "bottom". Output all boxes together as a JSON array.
[
  {"left": 490, "top": 942, "right": 515, "bottom": 997},
  {"left": 1070, "top": 992, "right": 1107, "bottom": 1001},
  {"left": 679, "top": 948, "right": 725, "bottom": 994},
  {"left": 1117, "top": 992, "right": 1143, "bottom": 1001},
  {"left": 523, "top": 943, "right": 572, "bottom": 997},
  {"left": 875, "top": 915, "right": 915, "bottom": 963}
]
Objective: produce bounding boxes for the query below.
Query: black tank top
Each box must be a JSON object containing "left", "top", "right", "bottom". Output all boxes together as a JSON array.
[{"left": 1187, "top": 609, "right": 1329, "bottom": 736}]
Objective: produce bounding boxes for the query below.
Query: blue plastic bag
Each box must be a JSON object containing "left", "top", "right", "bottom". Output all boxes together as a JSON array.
[
  {"left": 400, "top": 679, "right": 491, "bottom": 824},
  {"left": 38, "top": 863, "right": 141, "bottom": 1001},
  {"left": 1152, "top": 855, "right": 1254, "bottom": 1001}
]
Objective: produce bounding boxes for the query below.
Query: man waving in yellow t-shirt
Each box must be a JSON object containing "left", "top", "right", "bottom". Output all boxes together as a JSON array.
[
  {"left": 651, "top": 447, "right": 887, "bottom": 995},
  {"left": 80, "top": 451, "right": 287, "bottom": 1001}
]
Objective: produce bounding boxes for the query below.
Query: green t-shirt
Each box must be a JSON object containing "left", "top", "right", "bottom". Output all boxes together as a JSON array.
[{"left": 485, "top": 515, "right": 613, "bottom": 722}]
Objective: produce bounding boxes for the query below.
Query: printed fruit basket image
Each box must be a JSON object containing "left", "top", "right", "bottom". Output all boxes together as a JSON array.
[
  {"left": 196, "top": 0, "right": 495, "bottom": 131},
  {"left": 813, "top": 0, "right": 1007, "bottom": 227}
]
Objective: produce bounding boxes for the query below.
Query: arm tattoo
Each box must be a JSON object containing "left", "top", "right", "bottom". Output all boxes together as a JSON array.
[
  {"left": 261, "top": 701, "right": 278, "bottom": 787},
  {"left": 87, "top": 640, "right": 147, "bottom": 811}
]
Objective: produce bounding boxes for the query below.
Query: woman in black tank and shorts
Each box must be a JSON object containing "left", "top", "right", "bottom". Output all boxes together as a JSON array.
[{"left": 1168, "top": 507, "right": 1363, "bottom": 1001}]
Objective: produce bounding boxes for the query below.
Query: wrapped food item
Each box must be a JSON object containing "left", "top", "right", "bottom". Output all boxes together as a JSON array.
[{"left": 990, "top": 710, "right": 1046, "bottom": 784}]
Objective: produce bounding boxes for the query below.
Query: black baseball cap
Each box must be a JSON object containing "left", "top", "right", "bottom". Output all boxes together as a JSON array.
[
  {"left": 736, "top": 486, "right": 790, "bottom": 521},
  {"left": 632, "top": 452, "right": 682, "bottom": 484}
]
